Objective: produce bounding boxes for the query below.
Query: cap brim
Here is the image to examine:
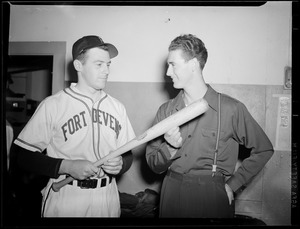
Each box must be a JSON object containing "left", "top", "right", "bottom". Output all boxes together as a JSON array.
[{"left": 104, "top": 43, "right": 118, "bottom": 59}]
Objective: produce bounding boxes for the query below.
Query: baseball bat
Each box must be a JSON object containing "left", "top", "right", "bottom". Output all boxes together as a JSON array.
[{"left": 52, "top": 98, "right": 209, "bottom": 192}]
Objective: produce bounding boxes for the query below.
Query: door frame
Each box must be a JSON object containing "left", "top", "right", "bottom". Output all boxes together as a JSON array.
[{"left": 8, "top": 42, "right": 66, "bottom": 94}]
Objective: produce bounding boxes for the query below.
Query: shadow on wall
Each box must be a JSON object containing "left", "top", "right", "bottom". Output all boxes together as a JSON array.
[
  {"left": 162, "top": 75, "right": 179, "bottom": 99},
  {"left": 67, "top": 60, "right": 77, "bottom": 83}
]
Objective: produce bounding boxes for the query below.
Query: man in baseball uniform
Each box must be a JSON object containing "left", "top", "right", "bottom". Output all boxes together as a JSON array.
[{"left": 13, "top": 35, "right": 136, "bottom": 217}]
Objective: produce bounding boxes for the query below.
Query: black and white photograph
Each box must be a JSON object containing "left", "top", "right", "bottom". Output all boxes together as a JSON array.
[{"left": 1, "top": 1, "right": 298, "bottom": 227}]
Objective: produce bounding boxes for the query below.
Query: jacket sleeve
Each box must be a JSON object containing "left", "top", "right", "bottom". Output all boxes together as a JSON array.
[
  {"left": 118, "top": 151, "right": 133, "bottom": 175},
  {"left": 145, "top": 104, "right": 178, "bottom": 174},
  {"left": 226, "top": 102, "right": 274, "bottom": 192}
]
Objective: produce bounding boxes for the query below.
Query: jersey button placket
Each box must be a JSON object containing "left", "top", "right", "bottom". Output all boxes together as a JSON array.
[{"left": 93, "top": 102, "right": 101, "bottom": 160}]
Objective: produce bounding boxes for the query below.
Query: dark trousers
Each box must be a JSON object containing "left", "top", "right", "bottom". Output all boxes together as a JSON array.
[{"left": 159, "top": 170, "right": 235, "bottom": 218}]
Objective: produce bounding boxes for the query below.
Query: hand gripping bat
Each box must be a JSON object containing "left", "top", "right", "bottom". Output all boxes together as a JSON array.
[{"left": 51, "top": 98, "right": 209, "bottom": 192}]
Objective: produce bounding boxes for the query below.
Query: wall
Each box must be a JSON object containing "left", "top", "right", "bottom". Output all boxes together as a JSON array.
[
  {"left": 7, "top": 2, "right": 292, "bottom": 225},
  {"left": 9, "top": 2, "right": 291, "bottom": 85}
]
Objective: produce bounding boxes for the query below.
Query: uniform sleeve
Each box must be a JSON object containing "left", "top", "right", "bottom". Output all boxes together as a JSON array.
[
  {"left": 14, "top": 98, "right": 55, "bottom": 153},
  {"left": 227, "top": 102, "right": 274, "bottom": 192},
  {"left": 12, "top": 98, "right": 62, "bottom": 178},
  {"left": 145, "top": 104, "right": 176, "bottom": 174}
]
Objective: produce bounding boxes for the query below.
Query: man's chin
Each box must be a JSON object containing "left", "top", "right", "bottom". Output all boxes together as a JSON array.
[
  {"left": 172, "top": 82, "right": 181, "bottom": 89},
  {"left": 96, "top": 82, "right": 106, "bottom": 90}
]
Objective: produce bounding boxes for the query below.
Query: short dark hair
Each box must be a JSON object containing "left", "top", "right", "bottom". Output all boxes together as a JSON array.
[{"left": 168, "top": 34, "right": 208, "bottom": 70}]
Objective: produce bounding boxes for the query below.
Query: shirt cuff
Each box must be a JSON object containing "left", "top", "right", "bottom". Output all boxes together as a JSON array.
[
  {"left": 226, "top": 176, "right": 244, "bottom": 193},
  {"left": 161, "top": 142, "right": 182, "bottom": 161}
]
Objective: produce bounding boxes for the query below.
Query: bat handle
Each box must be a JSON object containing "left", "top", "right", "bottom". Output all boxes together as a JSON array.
[{"left": 52, "top": 175, "right": 74, "bottom": 192}]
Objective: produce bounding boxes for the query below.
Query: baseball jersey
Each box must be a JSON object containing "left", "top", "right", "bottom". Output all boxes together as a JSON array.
[{"left": 14, "top": 83, "right": 136, "bottom": 217}]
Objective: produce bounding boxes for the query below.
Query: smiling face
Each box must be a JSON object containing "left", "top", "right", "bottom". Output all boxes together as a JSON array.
[
  {"left": 75, "top": 47, "right": 111, "bottom": 92},
  {"left": 166, "top": 49, "right": 194, "bottom": 89}
]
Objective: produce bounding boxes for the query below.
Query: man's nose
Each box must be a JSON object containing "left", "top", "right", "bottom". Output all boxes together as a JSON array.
[
  {"left": 166, "top": 65, "right": 172, "bottom": 76},
  {"left": 102, "top": 65, "right": 110, "bottom": 74}
]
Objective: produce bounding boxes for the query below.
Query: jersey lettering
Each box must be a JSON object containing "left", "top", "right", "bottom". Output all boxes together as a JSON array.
[
  {"left": 61, "top": 111, "right": 87, "bottom": 141},
  {"left": 102, "top": 111, "right": 109, "bottom": 126},
  {"left": 92, "top": 108, "right": 122, "bottom": 138},
  {"left": 61, "top": 109, "right": 122, "bottom": 142}
]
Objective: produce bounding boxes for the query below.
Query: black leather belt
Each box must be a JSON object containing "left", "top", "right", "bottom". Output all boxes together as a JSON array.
[{"left": 67, "top": 176, "right": 112, "bottom": 189}]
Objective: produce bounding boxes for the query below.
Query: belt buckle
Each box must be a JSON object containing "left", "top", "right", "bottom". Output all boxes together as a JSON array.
[{"left": 78, "top": 179, "right": 97, "bottom": 189}]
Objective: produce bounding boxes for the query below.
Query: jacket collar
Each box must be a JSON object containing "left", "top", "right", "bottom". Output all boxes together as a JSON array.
[
  {"left": 171, "top": 84, "right": 219, "bottom": 112},
  {"left": 203, "top": 84, "right": 219, "bottom": 112},
  {"left": 171, "top": 90, "right": 185, "bottom": 112}
]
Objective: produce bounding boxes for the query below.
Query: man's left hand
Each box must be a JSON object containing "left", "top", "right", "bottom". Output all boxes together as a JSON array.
[
  {"left": 101, "top": 156, "right": 123, "bottom": 175},
  {"left": 225, "top": 183, "right": 234, "bottom": 205}
]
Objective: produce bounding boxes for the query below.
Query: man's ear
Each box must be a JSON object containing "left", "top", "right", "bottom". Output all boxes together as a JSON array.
[
  {"left": 189, "top": 57, "right": 199, "bottom": 72},
  {"left": 73, "top": 59, "right": 82, "bottom": 71}
]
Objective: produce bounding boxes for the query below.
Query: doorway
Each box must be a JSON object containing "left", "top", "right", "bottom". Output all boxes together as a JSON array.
[
  {"left": 6, "top": 55, "right": 53, "bottom": 134},
  {"left": 6, "top": 41, "right": 66, "bottom": 138},
  {"left": 5, "top": 42, "right": 66, "bottom": 223}
]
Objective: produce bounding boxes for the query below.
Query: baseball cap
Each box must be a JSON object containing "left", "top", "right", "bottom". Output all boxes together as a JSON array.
[{"left": 72, "top": 35, "right": 118, "bottom": 60}]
